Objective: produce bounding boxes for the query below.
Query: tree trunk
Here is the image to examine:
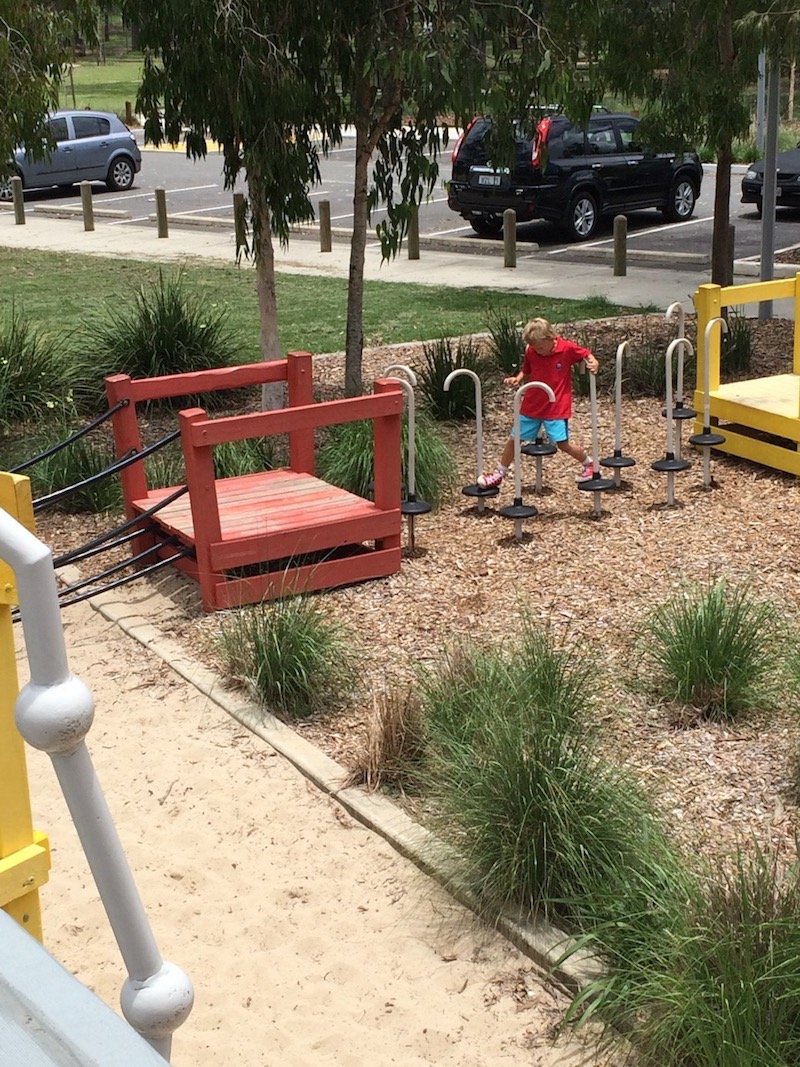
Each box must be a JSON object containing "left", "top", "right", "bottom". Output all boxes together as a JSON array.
[
  {"left": 711, "top": 141, "right": 733, "bottom": 287},
  {"left": 789, "top": 59, "right": 796, "bottom": 123},
  {"left": 345, "top": 117, "right": 372, "bottom": 397},
  {"left": 249, "top": 174, "right": 284, "bottom": 409}
]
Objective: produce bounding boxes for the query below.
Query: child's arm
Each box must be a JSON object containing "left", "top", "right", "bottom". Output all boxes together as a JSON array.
[
  {"left": 503, "top": 370, "right": 526, "bottom": 387},
  {"left": 584, "top": 352, "right": 599, "bottom": 374}
]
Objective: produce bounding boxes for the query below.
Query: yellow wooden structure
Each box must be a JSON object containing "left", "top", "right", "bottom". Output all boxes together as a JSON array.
[
  {"left": 694, "top": 273, "right": 800, "bottom": 476},
  {"left": 0, "top": 472, "right": 50, "bottom": 941}
]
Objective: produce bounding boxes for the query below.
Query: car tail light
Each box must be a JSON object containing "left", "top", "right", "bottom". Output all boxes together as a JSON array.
[
  {"left": 451, "top": 118, "right": 477, "bottom": 163},
  {"left": 531, "top": 117, "right": 551, "bottom": 169}
]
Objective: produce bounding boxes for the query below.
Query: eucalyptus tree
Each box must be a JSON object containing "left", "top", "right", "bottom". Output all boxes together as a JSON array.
[
  {"left": 329, "top": 1, "right": 557, "bottom": 395},
  {"left": 550, "top": 0, "right": 800, "bottom": 284},
  {"left": 0, "top": 0, "right": 95, "bottom": 165},
  {"left": 123, "top": 0, "right": 343, "bottom": 365}
]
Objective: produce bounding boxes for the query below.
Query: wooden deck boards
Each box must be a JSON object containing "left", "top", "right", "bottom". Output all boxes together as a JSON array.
[
  {"left": 713, "top": 374, "right": 800, "bottom": 418},
  {"left": 133, "top": 469, "right": 398, "bottom": 566}
]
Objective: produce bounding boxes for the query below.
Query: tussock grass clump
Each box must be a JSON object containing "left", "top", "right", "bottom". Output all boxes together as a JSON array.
[
  {"left": 217, "top": 597, "right": 354, "bottom": 719},
  {"left": 29, "top": 435, "right": 123, "bottom": 513},
  {"left": 347, "top": 688, "right": 426, "bottom": 793},
  {"left": 317, "top": 414, "right": 455, "bottom": 506},
  {"left": 595, "top": 844, "right": 800, "bottom": 1067},
  {"left": 420, "top": 625, "right": 683, "bottom": 930},
  {"left": 84, "top": 269, "right": 242, "bottom": 406},
  {"left": 418, "top": 337, "right": 490, "bottom": 420},
  {"left": 486, "top": 309, "right": 524, "bottom": 374},
  {"left": 721, "top": 306, "right": 753, "bottom": 376},
  {"left": 0, "top": 307, "right": 78, "bottom": 432},
  {"left": 641, "top": 578, "right": 787, "bottom": 722},
  {"left": 213, "top": 438, "right": 276, "bottom": 479}
]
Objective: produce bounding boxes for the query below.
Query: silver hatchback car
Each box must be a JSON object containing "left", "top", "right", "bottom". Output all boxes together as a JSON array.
[{"left": 0, "top": 110, "right": 142, "bottom": 201}]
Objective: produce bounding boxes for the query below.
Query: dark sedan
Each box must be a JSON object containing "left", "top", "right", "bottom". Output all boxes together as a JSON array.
[{"left": 741, "top": 143, "right": 800, "bottom": 215}]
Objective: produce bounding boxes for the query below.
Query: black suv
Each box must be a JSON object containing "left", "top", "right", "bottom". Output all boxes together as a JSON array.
[{"left": 446, "top": 113, "right": 703, "bottom": 241}]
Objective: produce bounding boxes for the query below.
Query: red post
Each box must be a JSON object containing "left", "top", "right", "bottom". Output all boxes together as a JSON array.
[
  {"left": 105, "top": 374, "right": 146, "bottom": 518},
  {"left": 179, "top": 409, "right": 223, "bottom": 611},
  {"left": 371, "top": 379, "right": 402, "bottom": 552},
  {"left": 286, "top": 352, "right": 315, "bottom": 474}
]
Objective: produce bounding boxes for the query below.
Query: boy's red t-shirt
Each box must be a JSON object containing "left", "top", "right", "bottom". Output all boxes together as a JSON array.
[{"left": 520, "top": 337, "right": 591, "bottom": 419}]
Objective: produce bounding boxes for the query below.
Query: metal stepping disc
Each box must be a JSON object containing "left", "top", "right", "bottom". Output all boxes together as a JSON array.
[
  {"left": 521, "top": 440, "right": 557, "bottom": 457},
  {"left": 499, "top": 497, "right": 538, "bottom": 519},
  {"left": 651, "top": 455, "right": 692, "bottom": 473},
  {"left": 600, "top": 452, "right": 636, "bottom": 470},
  {"left": 462, "top": 483, "right": 500, "bottom": 500},
  {"left": 688, "top": 431, "right": 726, "bottom": 448},
  {"left": 401, "top": 497, "right": 432, "bottom": 516},
  {"left": 576, "top": 473, "right": 615, "bottom": 492}
]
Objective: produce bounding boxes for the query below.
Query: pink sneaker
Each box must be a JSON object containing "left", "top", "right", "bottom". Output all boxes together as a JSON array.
[
  {"left": 478, "top": 468, "right": 505, "bottom": 488},
  {"left": 577, "top": 459, "right": 594, "bottom": 482}
]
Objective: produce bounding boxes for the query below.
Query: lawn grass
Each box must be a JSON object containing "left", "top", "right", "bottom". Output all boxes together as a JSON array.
[
  {"left": 0, "top": 247, "right": 633, "bottom": 361},
  {"left": 58, "top": 58, "right": 144, "bottom": 119}
]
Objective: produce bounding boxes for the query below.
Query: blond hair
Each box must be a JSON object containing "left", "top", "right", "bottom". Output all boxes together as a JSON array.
[{"left": 522, "top": 317, "right": 556, "bottom": 346}]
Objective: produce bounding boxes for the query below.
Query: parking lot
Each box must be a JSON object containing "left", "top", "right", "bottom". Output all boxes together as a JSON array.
[{"left": 14, "top": 134, "right": 800, "bottom": 266}]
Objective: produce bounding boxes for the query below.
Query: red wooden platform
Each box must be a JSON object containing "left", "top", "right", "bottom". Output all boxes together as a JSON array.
[{"left": 107, "top": 353, "right": 403, "bottom": 610}]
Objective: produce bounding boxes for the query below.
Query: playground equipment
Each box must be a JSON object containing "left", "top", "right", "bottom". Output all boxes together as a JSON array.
[
  {"left": 521, "top": 436, "right": 557, "bottom": 495},
  {"left": 600, "top": 341, "right": 637, "bottom": 488},
  {"left": 692, "top": 274, "right": 800, "bottom": 476},
  {"left": 443, "top": 368, "right": 499, "bottom": 512},
  {"left": 0, "top": 480, "right": 193, "bottom": 1061},
  {"left": 663, "top": 302, "right": 696, "bottom": 461},
  {"left": 499, "top": 381, "right": 556, "bottom": 540},
  {"left": 689, "top": 317, "right": 728, "bottom": 488},
  {"left": 576, "top": 372, "right": 615, "bottom": 517},
  {"left": 106, "top": 353, "right": 404, "bottom": 611},
  {"left": 382, "top": 368, "right": 431, "bottom": 551},
  {"left": 652, "top": 339, "right": 693, "bottom": 505}
]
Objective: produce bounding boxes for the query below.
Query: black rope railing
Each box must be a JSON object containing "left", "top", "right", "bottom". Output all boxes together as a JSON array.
[
  {"left": 53, "top": 484, "right": 189, "bottom": 568},
  {"left": 9, "top": 399, "right": 130, "bottom": 474},
  {"left": 33, "top": 429, "right": 181, "bottom": 512},
  {"left": 12, "top": 545, "right": 194, "bottom": 622},
  {"left": 54, "top": 537, "right": 180, "bottom": 600}
]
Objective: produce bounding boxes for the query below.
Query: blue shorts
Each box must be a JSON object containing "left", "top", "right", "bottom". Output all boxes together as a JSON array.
[{"left": 513, "top": 416, "right": 569, "bottom": 443}]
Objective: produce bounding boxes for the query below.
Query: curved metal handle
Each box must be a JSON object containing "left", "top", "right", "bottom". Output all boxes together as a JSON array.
[
  {"left": 384, "top": 376, "right": 417, "bottom": 496},
  {"left": 668, "top": 336, "right": 694, "bottom": 405},
  {"left": 664, "top": 338, "right": 694, "bottom": 455},
  {"left": 665, "top": 301, "right": 686, "bottom": 339},
  {"left": 613, "top": 341, "right": 630, "bottom": 451},
  {"left": 510, "top": 381, "right": 556, "bottom": 499},
  {"left": 702, "top": 317, "right": 728, "bottom": 427},
  {"left": 444, "top": 368, "right": 484, "bottom": 479},
  {"left": 383, "top": 363, "right": 418, "bottom": 387}
]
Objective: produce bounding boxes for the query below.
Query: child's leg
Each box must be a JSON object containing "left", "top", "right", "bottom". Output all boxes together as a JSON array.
[{"left": 557, "top": 439, "right": 588, "bottom": 464}]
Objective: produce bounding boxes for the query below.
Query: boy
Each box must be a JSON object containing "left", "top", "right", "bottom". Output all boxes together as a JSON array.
[{"left": 478, "top": 317, "right": 599, "bottom": 488}]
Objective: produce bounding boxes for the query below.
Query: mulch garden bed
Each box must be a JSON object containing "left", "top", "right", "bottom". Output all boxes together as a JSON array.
[{"left": 36, "top": 308, "right": 800, "bottom": 872}]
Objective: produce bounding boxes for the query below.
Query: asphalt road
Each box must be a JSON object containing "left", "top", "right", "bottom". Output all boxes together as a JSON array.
[{"left": 19, "top": 136, "right": 800, "bottom": 264}]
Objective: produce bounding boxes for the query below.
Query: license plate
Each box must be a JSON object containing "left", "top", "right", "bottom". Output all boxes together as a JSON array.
[{"left": 478, "top": 174, "right": 502, "bottom": 187}]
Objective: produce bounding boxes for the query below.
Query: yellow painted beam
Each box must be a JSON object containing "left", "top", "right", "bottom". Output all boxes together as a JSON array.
[
  {"left": 0, "top": 471, "right": 49, "bottom": 941},
  {"left": 703, "top": 425, "right": 800, "bottom": 477}
]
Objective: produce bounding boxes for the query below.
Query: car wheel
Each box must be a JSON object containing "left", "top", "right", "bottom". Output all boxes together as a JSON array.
[
  {"left": 662, "top": 178, "right": 696, "bottom": 222},
  {"left": 106, "top": 157, "right": 135, "bottom": 192},
  {"left": 0, "top": 173, "right": 20, "bottom": 202},
  {"left": 563, "top": 191, "right": 598, "bottom": 241},
  {"left": 469, "top": 214, "right": 504, "bottom": 237}
]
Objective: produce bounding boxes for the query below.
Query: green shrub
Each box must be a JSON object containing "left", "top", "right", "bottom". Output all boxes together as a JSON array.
[
  {"left": 217, "top": 597, "right": 354, "bottom": 719},
  {"left": 596, "top": 844, "right": 800, "bottom": 1067},
  {"left": 418, "top": 337, "right": 490, "bottom": 420},
  {"left": 0, "top": 307, "right": 78, "bottom": 433},
  {"left": 82, "top": 268, "right": 242, "bottom": 407},
  {"left": 721, "top": 306, "right": 753, "bottom": 376},
  {"left": 27, "top": 432, "right": 123, "bottom": 513},
  {"left": 486, "top": 309, "right": 524, "bottom": 374},
  {"left": 640, "top": 578, "right": 787, "bottom": 722},
  {"left": 317, "top": 413, "right": 455, "bottom": 506},
  {"left": 420, "top": 625, "right": 683, "bottom": 929},
  {"left": 144, "top": 442, "right": 185, "bottom": 489},
  {"left": 213, "top": 437, "right": 276, "bottom": 479}
]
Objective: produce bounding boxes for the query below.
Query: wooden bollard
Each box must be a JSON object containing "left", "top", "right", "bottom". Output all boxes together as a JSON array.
[
  {"left": 125, "top": 100, "right": 134, "bottom": 126},
  {"left": 319, "top": 199, "right": 332, "bottom": 252},
  {"left": 503, "top": 209, "right": 516, "bottom": 268},
  {"left": 11, "top": 177, "right": 24, "bottom": 225},
  {"left": 233, "top": 191, "right": 246, "bottom": 250},
  {"left": 155, "top": 187, "right": 168, "bottom": 238},
  {"left": 407, "top": 204, "right": 420, "bottom": 260},
  {"left": 613, "top": 215, "right": 627, "bottom": 276},
  {"left": 80, "top": 181, "right": 94, "bottom": 232}
]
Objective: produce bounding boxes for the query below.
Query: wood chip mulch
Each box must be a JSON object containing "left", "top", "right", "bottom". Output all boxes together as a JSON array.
[{"left": 36, "top": 311, "right": 800, "bottom": 872}]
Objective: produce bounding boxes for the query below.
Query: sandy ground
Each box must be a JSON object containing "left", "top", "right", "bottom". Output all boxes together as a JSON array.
[{"left": 16, "top": 598, "right": 617, "bottom": 1067}]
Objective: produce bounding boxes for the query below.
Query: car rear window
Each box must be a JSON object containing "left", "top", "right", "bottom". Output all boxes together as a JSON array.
[
  {"left": 551, "top": 122, "right": 586, "bottom": 160},
  {"left": 73, "top": 116, "right": 111, "bottom": 139}
]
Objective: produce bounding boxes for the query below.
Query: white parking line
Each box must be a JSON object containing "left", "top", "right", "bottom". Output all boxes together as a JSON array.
[
  {"left": 427, "top": 224, "right": 473, "bottom": 236},
  {"left": 99, "top": 183, "right": 218, "bottom": 203},
  {"left": 547, "top": 213, "right": 714, "bottom": 253},
  {"left": 168, "top": 205, "right": 232, "bottom": 217}
]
